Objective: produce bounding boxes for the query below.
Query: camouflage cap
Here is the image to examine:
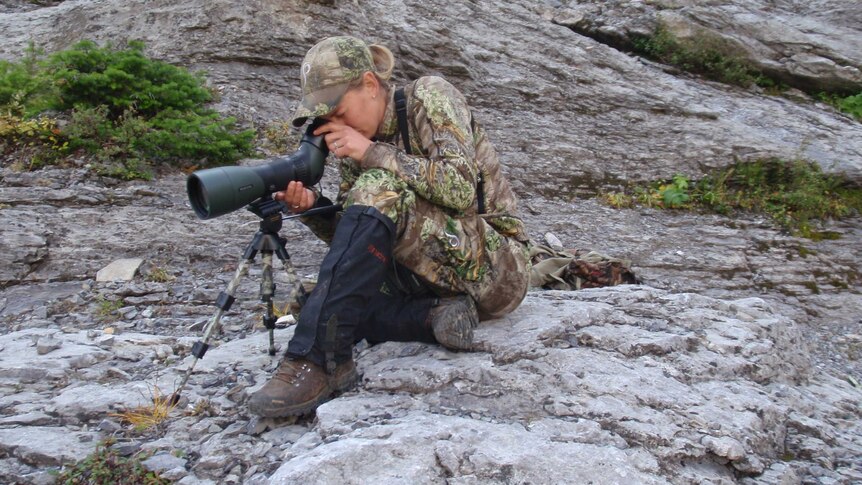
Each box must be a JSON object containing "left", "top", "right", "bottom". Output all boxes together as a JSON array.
[{"left": 290, "top": 36, "right": 376, "bottom": 127}]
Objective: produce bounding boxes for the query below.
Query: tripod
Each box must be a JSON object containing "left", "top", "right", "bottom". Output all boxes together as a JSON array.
[{"left": 170, "top": 195, "right": 340, "bottom": 404}]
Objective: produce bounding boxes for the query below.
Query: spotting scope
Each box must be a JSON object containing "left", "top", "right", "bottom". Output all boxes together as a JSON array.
[{"left": 187, "top": 120, "right": 328, "bottom": 219}]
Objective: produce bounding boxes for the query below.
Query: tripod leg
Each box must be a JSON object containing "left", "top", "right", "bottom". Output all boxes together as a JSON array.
[
  {"left": 171, "top": 257, "right": 252, "bottom": 404},
  {"left": 260, "top": 252, "right": 277, "bottom": 356},
  {"left": 273, "top": 240, "right": 306, "bottom": 318}
]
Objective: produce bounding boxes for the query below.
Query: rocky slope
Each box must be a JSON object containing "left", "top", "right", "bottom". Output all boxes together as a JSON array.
[{"left": 0, "top": 0, "right": 860, "bottom": 484}]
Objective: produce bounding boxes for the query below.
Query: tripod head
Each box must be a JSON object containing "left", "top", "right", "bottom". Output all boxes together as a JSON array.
[{"left": 246, "top": 195, "right": 286, "bottom": 236}]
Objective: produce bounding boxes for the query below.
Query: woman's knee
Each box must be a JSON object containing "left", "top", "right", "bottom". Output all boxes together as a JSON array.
[{"left": 345, "top": 169, "right": 415, "bottom": 225}]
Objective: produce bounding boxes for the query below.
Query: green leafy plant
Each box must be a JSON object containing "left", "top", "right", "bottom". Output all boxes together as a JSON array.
[
  {"left": 46, "top": 40, "right": 210, "bottom": 119},
  {"left": 660, "top": 174, "right": 691, "bottom": 208},
  {"left": 631, "top": 24, "right": 774, "bottom": 88},
  {"left": 602, "top": 159, "right": 862, "bottom": 238},
  {"left": 145, "top": 265, "right": 175, "bottom": 283},
  {"left": 95, "top": 296, "right": 124, "bottom": 321},
  {"left": 55, "top": 439, "right": 171, "bottom": 485},
  {"left": 0, "top": 40, "right": 255, "bottom": 178},
  {"left": 821, "top": 92, "right": 862, "bottom": 122},
  {"left": 0, "top": 43, "right": 56, "bottom": 116}
]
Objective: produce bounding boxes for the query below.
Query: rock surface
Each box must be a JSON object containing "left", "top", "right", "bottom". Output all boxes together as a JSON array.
[
  {"left": 0, "top": 0, "right": 860, "bottom": 484},
  {"left": 96, "top": 259, "right": 145, "bottom": 282},
  {"left": 0, "top": 0, "right": 860, "bottom": 184},
  {"left": 547, "top": 0, "right": 862, "bottom": 94}
]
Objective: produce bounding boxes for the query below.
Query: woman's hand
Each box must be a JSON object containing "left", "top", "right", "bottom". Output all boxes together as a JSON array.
[
  {"left": 274, "top": 181, "right": 315, "bottom": 214},
  {"left": 314, "top": 121, "right": 373, "bottom": 163}
]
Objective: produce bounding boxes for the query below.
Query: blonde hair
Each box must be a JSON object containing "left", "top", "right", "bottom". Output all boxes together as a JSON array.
[
  {"left": 369, "top": 44, "right": 394, "bottom": 81},
  {"left": 347, "top": 43, "right": 394, "bottom": 91}
]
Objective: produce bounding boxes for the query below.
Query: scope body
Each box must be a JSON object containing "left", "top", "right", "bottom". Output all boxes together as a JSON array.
[{"left": 187, "top": 121, "right": 328, "bottom": 219}]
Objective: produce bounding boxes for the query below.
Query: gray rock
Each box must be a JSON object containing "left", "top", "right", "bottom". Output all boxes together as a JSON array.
[
  {"left": 97, "top": 419, "right": 123, "bottom": 433},
  {"left": 0, "top": 427, "right": 98, "bottom": 467},
  {"left": 162, "top": 467, "right": 191, "bottom": 480},
  {"left": 0, "top": 210, "right": 49, "bottom": 287},
  {"left": 110, "top": 441, "right": 142, "bottom": 457},
  {"left": 0, "top": 412, "right": 52, "bottom": 426},
  {"left": 273, "top": 400, "right": 662, "bottom": 484},
  {"left": 35, "top": 336, "right": 62, "bottom": 355},
  {"left": 702, "top": 435, "right": 746, "bottom": 461},
  {"left": 1, "top": 0, "right": 860, "bottom": 186},
  {"left": 96, "top": 258, "right": 144, "bottom": 282},
  {"left": 143, "top": 452, "right": 188, "bottom": 473},
  {"left": 177, "top": 476, "right": 217, "bottom": 485},
  {"left": 0, "top": 1, "right": 860, "bottom": 484},
  {"left": 50, "top": 382, "right": 155, "bottom": 422},
  {"left": 0, "top": 329, "right": 107, "bottom": 383}
]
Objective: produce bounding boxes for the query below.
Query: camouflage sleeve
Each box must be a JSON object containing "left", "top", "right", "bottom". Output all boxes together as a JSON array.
[
  {"left": 299, "top": 212, "right": 336, "bottom": 244},
  {"left": 362, "top": 77, "right": 477, "bottom": 212},
  {"left": 297, "top": 187, "right": 337, "bottom": 244}
]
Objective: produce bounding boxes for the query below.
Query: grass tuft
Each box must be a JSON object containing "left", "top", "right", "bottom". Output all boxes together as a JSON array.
[
  {"left": 109, "top": 384, "right": 177, "bottom": 432},
  {"left": 602, "top": 158, "right": 862, "bottom": 239}
]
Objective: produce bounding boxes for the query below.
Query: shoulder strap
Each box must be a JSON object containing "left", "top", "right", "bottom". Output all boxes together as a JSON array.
[
  {"left": 397, "top": 86, "right": 486, "bottom": 214},
  {"left": 394, "top": 88, "right": 411, "bottom": 155}
]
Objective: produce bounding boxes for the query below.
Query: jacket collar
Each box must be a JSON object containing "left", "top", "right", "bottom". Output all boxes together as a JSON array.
[{"left": 374, "top": 87, "right": 398, "bottom": 142}]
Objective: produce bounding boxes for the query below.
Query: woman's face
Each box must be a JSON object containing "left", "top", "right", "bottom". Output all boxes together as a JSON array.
[{"left": 321, "top": 73, "right": 384, "bottom": 139}]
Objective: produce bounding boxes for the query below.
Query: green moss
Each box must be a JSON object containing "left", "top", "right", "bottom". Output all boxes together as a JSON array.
[
  {"left": 830, "top": 279, "right": 849, "bottom": 290},
  {"left": 801, "top": 281, "right": 821, "bottom": 294},
  {"left": 95, "top": 296, "right": 124, "bottom": 321},
  {"left": 797, "top": 246, "right": 816, "bottom": 258}
]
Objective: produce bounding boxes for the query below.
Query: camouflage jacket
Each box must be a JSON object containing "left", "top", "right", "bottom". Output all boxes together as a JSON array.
[{"left": 303, "top": 76, "right": 527, "bottom": 245}]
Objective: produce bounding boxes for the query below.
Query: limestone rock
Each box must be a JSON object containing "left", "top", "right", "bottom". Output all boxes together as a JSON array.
[
  {"left": 0, "top": 0, "right": 860, "bottom": 185},
  {"left": 0, "top": 210, "right": 49, "bottom": 286},
  {"left": 96, "top": 258, "right": 145, "bottom": 282},
  {"left": 0, "top": 1, "right": 860, "bottom": 484},
  {"left": 0, "top": 427, "right": 98, "bottom": 467}
]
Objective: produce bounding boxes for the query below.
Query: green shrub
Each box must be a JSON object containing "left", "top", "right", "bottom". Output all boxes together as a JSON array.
[
  {"left": 46, "top": 40, "right": 211, "bottom": 119},
  {"left": 603, "top": 159, "right": 862, "bottom": 238},
  {"left": 55, "top": 440, "right": 171, "bottom": 485},
  {"left": 821, "top": 92, "right": 862, "bottom": 121},
  {"left": 632, "top": 24, "right": 782, "bottom": 90},
  {"left": 0, "top": 44, "right": 56, "bottom": 116},
  {"left": 0, "top": 40, "right": 254, "bottom": 179},
  {"left": 837, "top": 93, "right": 862, "bottom": 120},
  {"left": 140, "top": 109, "right": 253, "bottom": 164}
]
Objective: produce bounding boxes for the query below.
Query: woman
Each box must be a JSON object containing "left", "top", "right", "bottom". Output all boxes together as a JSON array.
[{"left": 249, "top": 36, "right": 530, "bottom": 417}]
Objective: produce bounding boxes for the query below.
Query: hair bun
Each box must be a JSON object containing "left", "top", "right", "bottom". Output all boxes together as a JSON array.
[{"left": 368, "top": 44, "right": 394, "bottom": 81}]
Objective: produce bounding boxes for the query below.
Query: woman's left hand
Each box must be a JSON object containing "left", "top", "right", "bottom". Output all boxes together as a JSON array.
[{"left": 314, "top": 122, "right": 373, "bottom": 163}]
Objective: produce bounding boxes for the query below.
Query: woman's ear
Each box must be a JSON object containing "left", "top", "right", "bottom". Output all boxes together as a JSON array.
[{"left": 363, "top": 71, "right": 380, "bottom": 98}]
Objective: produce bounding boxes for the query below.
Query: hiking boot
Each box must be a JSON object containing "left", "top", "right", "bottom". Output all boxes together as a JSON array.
[
  {"left": 429, "top": 296, "right": 479, "bottom": 351},
  {"left": 247, "top": 357, "right": 357, "bottom": 417}
]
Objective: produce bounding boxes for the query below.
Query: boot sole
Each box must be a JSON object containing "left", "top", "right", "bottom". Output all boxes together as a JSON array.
[{"left": 248, "top": 368, "right": 359, "bottom": 418}]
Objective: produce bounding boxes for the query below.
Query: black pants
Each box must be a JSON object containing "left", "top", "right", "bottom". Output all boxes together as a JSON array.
[
  {"left": 356, "top": 265, "right": 437, "bottom": 345},
  {"left": 286, "top": 205, "right": 437, "bottom": 369}
]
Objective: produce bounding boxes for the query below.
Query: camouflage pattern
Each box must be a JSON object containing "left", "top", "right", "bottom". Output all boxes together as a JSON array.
[
  {"left": 291, "top": 36, "right": 376, "bottom": 127},
  {"left": 529, "top": 245, "right": 640, "bottom": 290},
  {"left": 302, "top": 76, "right": 531, "bottom": 318}
]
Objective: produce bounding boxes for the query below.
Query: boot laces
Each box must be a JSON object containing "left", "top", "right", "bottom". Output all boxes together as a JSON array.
[{"left": 273, "top": 359, "right": 311, "bottom": 384}]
